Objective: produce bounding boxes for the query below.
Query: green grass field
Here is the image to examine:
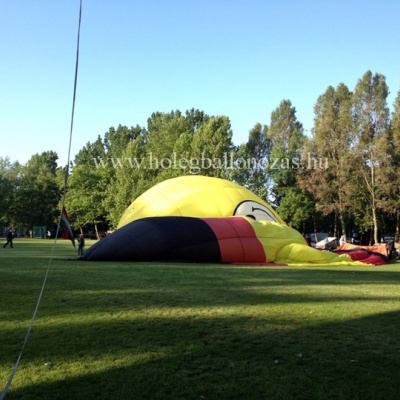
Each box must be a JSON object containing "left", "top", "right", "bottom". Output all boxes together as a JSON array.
[{"left": 1, "top": 238, "right": 400, "bottom": 400}]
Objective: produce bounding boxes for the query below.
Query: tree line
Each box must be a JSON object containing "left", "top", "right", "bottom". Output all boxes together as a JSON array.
[{"left": 1, "top": 71, "right": 399, "bottom": 244}]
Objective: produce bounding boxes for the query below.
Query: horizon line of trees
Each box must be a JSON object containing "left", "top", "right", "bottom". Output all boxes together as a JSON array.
[{"left": 1, "top": 70, "right": 400, "bottom": 244}]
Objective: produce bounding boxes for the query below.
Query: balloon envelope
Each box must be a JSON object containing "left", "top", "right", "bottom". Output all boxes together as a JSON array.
[{"left": 83, "top": 176, "right": 388, "bottom": 266}]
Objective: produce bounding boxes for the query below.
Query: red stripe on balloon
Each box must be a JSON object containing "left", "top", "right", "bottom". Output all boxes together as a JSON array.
[{"left": 203, "top": 217, "right": 266, "bottom": 263}]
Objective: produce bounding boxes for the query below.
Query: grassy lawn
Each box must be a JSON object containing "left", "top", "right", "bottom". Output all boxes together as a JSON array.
[{"left": 1, "top": 238, "right": 400, "bottom": 400}]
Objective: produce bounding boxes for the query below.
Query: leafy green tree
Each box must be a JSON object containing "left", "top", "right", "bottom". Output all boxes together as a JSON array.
[
  {"left": 71, "top": 125, "right": 145, "bottom": 229},
  {"left": 351, "top": 71, "right": 391, "bottom": 244},
  {"left": 185, "top": 108, "right": 210, "bottom": 132},
  {"left": 100, "top": 111, "right": 235, "bottom": 226},
  {"left": 231, "top": 123, "right": 271, "bottom": 200},
  {"left": 191, "top": 115, "right": 234, "bottom": 178},
  {"left": 277, "top": 187, "right": 316, "bottom": 231},
  {"left": 65, "top": 164, "right": 107, "bottom": 237},
  {"left": 102, "top": 112, "right": 195, "bottom": 227},
  {"left": 146, "top": 111, "right": 190, "bottom": 157},
  {"left": 13, "top": 152, "right": 60, "bottom": 230},
  {"left": 299, "top": 83, "right": 354, "bottom": 239},
  {"left": 266, "top": 100, "right": 307, "bottom": 227},
  {"left": 102, "top": 135, "right": 149, "bottom": 227},
  {"left": 0, "top": 157, "right": 21, "bottom": 225},
  {"left": 104, "top": 124, "right": 143, "bottom": 159},
  {"left": 267, "top": 100, "right": 305, "bottom": 205},
  {"left": 74, "top": 135, "right": 106, "bottom": 167},
  {"left": 388, "top": 89, "right": 400, "bottom": 240}
]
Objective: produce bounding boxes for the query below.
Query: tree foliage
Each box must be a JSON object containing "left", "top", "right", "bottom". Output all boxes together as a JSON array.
[
  {"left": 2, "top": 72, "right": 400, "bottom": 242},
  {"left": 266, "top": 100, "right": 309, "bottom": 228},
  {"left": 0, "top": 157, "right": 20, "bottom": 225},
  {"left": 9, "top": 152, "right": 60, "bottom": 229},
  {"left": 389, "top": 90, "right": 400, "bottom": 239},
  {"left": 351, "top": 71, "right": 391, "bottom": 243},
  {"left": 231, "top": 123, "right": 271, "bottom": 200},
  {"left": 299, "top": 83, "right": 354, "bottom": 238}
]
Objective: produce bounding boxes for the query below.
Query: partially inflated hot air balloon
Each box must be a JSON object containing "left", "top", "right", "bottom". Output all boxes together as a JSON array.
[
  {"left": 117, "top": 174, "right": 285, "bottom": 227},
  {"left": 83, "top": 176, "right": 388, "bottom": 266}
]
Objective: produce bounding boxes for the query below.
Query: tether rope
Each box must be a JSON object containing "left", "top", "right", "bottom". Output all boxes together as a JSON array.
[{"left": 0, "top": 1, "right": 82, "bottom": 398}]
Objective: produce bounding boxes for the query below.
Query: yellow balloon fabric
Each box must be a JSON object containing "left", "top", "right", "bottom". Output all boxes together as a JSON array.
[
  {"left": 115, "top": 176, "right": 377, "bottom": 266},
  {"left": 249, "top": 218, "right": 358, "bottom": 266},
  {"left": 118, "top": 175, "right": 285, "bottom": 228}
]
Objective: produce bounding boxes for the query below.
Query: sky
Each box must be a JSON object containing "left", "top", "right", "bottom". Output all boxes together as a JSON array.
[{"left": 1, "top": 0, "right": 399, "bottom": 167}]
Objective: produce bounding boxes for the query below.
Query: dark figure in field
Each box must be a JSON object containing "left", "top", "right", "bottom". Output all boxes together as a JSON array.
[
  {"left": 3, "top": 230, "right": 13, "bottom": 248},
  {"left": 351, "top": 229, "right": 361, "bottom": 245},
  {"left": 78, "top": 234, "right": 85, "bottom": 256}
]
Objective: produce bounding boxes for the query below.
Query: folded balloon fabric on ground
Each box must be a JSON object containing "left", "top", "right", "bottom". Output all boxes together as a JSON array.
[
  {"left": 82, "top": 175, "right": 388, "bottom": 266},
  {"left": 82, "top": 216, "right": 387, "bottom": 266}
]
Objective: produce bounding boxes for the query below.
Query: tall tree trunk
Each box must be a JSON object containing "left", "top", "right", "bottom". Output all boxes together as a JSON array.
[
  {"left": 371, "top": 162, "right": 379, "bottom": 244},
  {"left": 338, "top": 211, "right": 346, "bottom": 241},
  {"left": 94, "top": 223, "right": 100, "bottom": 240},
  {"left": 372, "top": 206, "right": 379, "bottom": 244},
  {"left": 333, "top": 212, "right": 337, "bottom": 238}
]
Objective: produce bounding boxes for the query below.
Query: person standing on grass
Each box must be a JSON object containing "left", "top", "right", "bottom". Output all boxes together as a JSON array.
[
  {"left": 3, "top": 230, "right": 14, "bottom": 248},
  {"left": 78, "top": 234, "right": 85, "bottom": 256}
]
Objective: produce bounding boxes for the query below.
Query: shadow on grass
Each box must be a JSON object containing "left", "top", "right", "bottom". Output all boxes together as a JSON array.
[
  {"left": 3, "top": 263, "right": 400, "bottom": 323},
  {"left": 5, "top": 309, "right": 400, "bottom": 400},
  {"left": 1, "top": 262, "right": 400, "bottom": 400}
]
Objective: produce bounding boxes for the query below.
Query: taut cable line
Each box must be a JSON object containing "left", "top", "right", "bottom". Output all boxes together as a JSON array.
[{"left": 0, "top": 1, "right": 82, "bottom": 398}]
